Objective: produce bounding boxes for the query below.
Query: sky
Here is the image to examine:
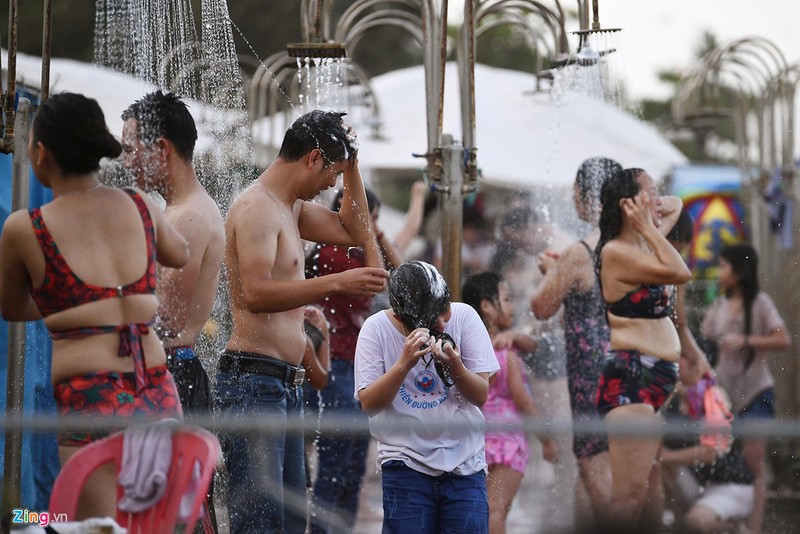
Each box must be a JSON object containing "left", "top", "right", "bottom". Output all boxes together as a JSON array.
[{"left": 451, "top": 0, "right": 800, "bottom": 100}]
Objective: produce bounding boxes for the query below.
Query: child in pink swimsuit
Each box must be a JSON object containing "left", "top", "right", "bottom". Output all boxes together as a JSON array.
[{"left": 463, "top": 272, "right": 557, "bottom": 534}]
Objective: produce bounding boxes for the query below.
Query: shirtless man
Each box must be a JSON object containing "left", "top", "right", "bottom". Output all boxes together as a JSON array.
[
  {"left": 121, "top": 91, "right": 225, "bottom": 415},
  {"left": 218, "top": 110, "right": 389, "bottom": 534}
]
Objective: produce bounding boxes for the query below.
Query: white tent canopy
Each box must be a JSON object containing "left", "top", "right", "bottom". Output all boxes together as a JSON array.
[
  {"left": 353, "top": 62, "right": 687, "bottom": 188},
  {"left": 10, "top": 51, "right": 231, "bottom": 154},
  {"left": 12, "top": 52, "right": 685, "bottom": 192}
]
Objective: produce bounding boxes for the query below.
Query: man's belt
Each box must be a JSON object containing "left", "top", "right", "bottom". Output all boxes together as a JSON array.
[{"left": 218, "top": 352, "right": 305, "bottom": 386}]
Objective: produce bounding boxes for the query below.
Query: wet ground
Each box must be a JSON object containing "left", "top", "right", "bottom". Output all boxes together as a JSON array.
[
  {"left": 214, "top": 436, "right": 800, "bottom": 533},
  {"left": 352, "top": 437, "right": 565, "bottom": 534}
]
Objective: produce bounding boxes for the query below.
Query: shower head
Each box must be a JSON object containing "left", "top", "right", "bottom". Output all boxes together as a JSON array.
[
  {"left": 576, "top": 44, "right": 600, "bottom": 67},
  {"left": 287, "top": 42, "right": 347, "bottom": 59}
]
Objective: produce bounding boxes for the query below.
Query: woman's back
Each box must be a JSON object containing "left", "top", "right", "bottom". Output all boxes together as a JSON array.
[
  {"left": 16, "top": 186, "right": 167, "bottom": 383},
  {"left": 29, "top": 187, "right": 158, "bottom": 327}
]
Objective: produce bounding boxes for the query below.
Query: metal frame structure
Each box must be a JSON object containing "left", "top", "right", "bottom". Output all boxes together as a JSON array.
[{"left": 2, "top": 0, "right": 52, "bottom": 527}]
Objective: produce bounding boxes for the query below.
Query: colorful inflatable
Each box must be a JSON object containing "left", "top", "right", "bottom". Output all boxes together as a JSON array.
[{"left": 669, "top": 165, "right": 749, "bottom": 278}]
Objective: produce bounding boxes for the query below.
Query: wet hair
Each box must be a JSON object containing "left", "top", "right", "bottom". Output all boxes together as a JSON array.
[
  {"left": 462, "top": 271, "right": 502, "bottom": 324},
  {"left": 719, "top": 244, "right": 759, "bottom": 369},
  {"left": 667, "top": 207, "right": 694, "bottom": 245},
  {"left": 499, "top": 205, "right": 539, "bottom": 232},
  {"left": 388, "top": 261, "right": 451, "bottom": 331},
  {"left": 32, "top": 92, "right": 121, "bottom": 174},
  {"left": 122, "top": 90, "right": 198, "bottom": 161},
  {"left": 331, "top": 188, "right": 381, "bottom": 213},
  {"left": 463, "top": 204, "right": 489, "bottom": 231},
  {"left": 575, "top": 157, "right": 623, "bottom": 215},
  {"left": 278, "top": 109, "right": 355, "bottom": 166},
  {"left": 595, "top": 168, "right": 643, "bottom": 274}
]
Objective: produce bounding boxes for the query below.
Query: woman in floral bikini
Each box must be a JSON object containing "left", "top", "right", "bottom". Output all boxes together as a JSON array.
[
  {"left": 594, "top": 167, "right": 690, "bottom": 532},
  {"left": 0, "top": 93, "right": 189, "bottom": 519},
  {"left": 531, "top": 157, "right": 621, "bottom": 527}
]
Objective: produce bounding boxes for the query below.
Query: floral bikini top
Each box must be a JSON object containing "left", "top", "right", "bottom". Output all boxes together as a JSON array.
[
  {"left": 28, "top": 188, "right": 158, "bottom": 392},
  {"left": 29, "top": 188, "right": 157, "bottom": 315},
  {"left": 606, "top": 284, "right": 672, "bottom": 319}
]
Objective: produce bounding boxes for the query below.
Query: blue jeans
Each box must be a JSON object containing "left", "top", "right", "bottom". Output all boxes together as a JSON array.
[
  {"left": 214, "top": 371, "right": 306, "bottom": 534},
  {"left": 311, "top": 359, "right": 370, "bottom": 534},
  {"left": 738, "top": 387, "right": 775, "bottom": 420},
  {"left": 380, "top": 461, "right": 488, "bottom": 534}
]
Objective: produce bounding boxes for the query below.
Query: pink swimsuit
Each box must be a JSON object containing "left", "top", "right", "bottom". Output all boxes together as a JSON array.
[{"left": 482, "top": 348, "right": 530, "bottom": 475}]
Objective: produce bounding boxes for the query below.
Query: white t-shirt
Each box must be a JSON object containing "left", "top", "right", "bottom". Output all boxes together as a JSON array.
[{"left": 355, "top": 302, "right": 500, "bottom": 476}]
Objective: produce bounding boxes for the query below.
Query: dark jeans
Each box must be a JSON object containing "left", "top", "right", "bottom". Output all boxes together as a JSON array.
[
  {"left": 165, "top": 347, "right": 211, "bottom": 415},
  {"left": 166, "top": 347, "right": 217, "bottom": 533},
  {"left": 214, "top": 371, "right": 306, "bottom": 534},
  {"left": 738, "top": 387, "right": 775, "bottom": 420},
  {"left": 380, "top": 461, "right": 488, "bottom": 534},
  {"left": 311, "top": 359, "right": 370, "bottom": 534}
]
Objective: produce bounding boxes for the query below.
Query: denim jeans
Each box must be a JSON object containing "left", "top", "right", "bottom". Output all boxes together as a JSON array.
[
  {"left": 738, "top": 387, "right": 776, "bottom": 420},
  {"left": 214, "top": 371, "right": 306, "bottom": 534},
  {"left": 380, "top": 461, "right": 488, "bottom": 534},
  {"left": 310, "top": 359, "right": 370, "bottom": 534}
]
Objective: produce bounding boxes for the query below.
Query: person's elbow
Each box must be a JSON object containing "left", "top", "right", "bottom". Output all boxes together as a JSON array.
[
  {"left": 531, "top": 294, "right": 557, "bottom": 320},
  {"left": 307, "top": 370, "right": 329, "bottom": 390},
  {"left": 776, "top": 328, "right": 792, "bottom": 349},
  {"left": 159, "top": 239, "right": 190, "bottom": 269},
  {"left": 671, "top": 264, "right": 692, "bottom": 285},
  {"left": 473, "top": 389, "right": 489, "bottom": 407},
  {"left": 239, "top": 283, "right": 271, "bottom": 314},
  {"left": 357, "top": 390, "right": 385, "bottom": 414},
  {"left": 469, "top": 381, "right": 490, "bottom": 407}
]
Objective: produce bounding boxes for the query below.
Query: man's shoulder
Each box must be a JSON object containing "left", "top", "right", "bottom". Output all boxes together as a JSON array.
[
  {"left": 227, "top": 184, "right": 276, "bottom": 222},
  {"left": 167, "top": 194, "right": 224, "bottom": 237}
]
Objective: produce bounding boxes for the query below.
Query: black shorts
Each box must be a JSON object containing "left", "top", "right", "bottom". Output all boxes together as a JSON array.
[{"left": 165, "top": 346, "right": 211, "bottom": 415}]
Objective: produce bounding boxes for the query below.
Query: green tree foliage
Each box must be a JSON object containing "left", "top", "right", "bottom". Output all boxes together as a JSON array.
[
  {"left": 3, "top": 2, "right": 422, "bottom": 79},
  {"left": 637, "top": 31, "right": 738, "bottom": 163}
]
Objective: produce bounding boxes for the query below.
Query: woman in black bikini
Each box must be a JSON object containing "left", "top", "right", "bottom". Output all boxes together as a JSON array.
[{"left": 595, "top": 168, "right": 690, "bottom": 532}]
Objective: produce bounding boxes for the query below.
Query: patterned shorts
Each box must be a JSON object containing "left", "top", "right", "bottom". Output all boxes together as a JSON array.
[
  {"left": 485, "top": 430, "right": 530, "bottom": 475},
  {"left": 54, "top": 364, "right": 183, "bottom": 447},
  {"left": 596, "top": 349, "right": 679, "bottom": 416}
]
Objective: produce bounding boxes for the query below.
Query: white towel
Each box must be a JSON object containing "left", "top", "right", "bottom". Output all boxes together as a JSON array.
[{"left": 117, "top": 420, "right": 178, "bottom": 513}]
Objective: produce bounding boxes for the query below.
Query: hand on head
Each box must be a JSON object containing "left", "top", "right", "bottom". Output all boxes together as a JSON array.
[
  {"left": 537, "top": 251, "right": 559, "bottom": 274},
  {"left": 621, "top": 191, "right": 655, "bottom": 234}
]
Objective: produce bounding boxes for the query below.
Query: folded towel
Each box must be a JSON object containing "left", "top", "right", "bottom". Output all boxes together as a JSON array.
[{"left": 118, "top": 419, "right": 178, "bottom": 513}]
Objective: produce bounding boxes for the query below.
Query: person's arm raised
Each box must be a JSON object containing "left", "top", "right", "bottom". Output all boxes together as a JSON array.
[
  {"left": 433, "top": 340, "right": 489, "bottom": 407},
  {"left": 393, "top": 180, "right": 427, "bottom": 253},
  {"left": 656, "top": 195, "right": 682, "bottom": 237},
  {"left": 358, "top": 327, "right": 429, "bottom": 413},
  {"left": 299, "top": 157, "right": 371, "bottom": 247},
  {"left": 234, "top": 199, "right": 387, "bottom": 314},
  {"left": 531, "top": 246, "right": 581, "bottom": 319},
  {"left": 605, "top": 192, "right": 691, "bottom": 287}
]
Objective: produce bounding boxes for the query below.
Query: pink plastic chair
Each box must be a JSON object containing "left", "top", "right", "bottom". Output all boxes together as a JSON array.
[{"left": 49, "top": 425, "right": 221, "bottom": 534}]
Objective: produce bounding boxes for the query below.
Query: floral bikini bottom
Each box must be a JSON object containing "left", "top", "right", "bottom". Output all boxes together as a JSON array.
[
  {"left": 596, "top": 349, "right": 679, "bottom": 416},
  {"left": 53, "top": 364, "right": 183, "bottom": 447}
]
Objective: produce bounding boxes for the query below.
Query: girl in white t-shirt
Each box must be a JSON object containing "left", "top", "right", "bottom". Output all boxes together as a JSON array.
[{"left": 355, "top": 261, "right": 499, "bottom": 534}]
